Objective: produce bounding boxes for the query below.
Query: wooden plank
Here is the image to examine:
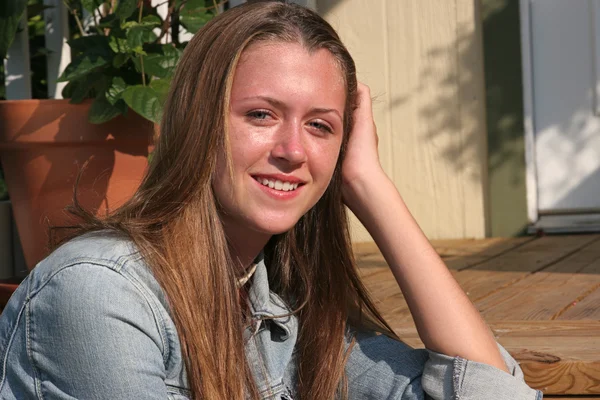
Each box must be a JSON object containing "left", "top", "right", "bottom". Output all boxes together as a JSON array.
[
  {"left": 361, "top": 269, "right": 404, "bottom": 300},
  {"left": 431, "top": 237, "right": 529, "bottom": 256},
  {"left": 355, "top": 237, "right": 534, "bottom": 276},
  {"left": 354, "top": 242, "right": 386, "bottom": 269},
  {"left": 390, "top": 320, "right": 600, "bottom": 339},
  {"left": 474, "top": 242, "right": 600, "bottom": 320},
  {"left": 453, "top": 235, "right": 600, "bottom": 302},
  {"left": 356, "top": 237, "right": 549, "bottom": 320},
  {"left": 455, "top": 269, "right": 527, "bottom": 302},
  {"left": 558, "top": 286, "right": 600, "bottom": 320},
  {"left": 501, "top": 335, "right": 600, "bottom": 395},
  {"left": 492, "top": 319, "right": 600, "bottom": 393},
  {"left": 356, "top": 236, "right": 600, "bottom": 316},
  {"left": 489, "top": 320, "right": 600, "bottom": 337},
  {"left": 433, "top": 237, "right": 535, "bottom": 270},
  {"left": 467, "top": 235, "right": 600, "bottom": 273},
  {"left": 354, "top": 243, "right": 383, "bottom": 261},
  {"left": 478, "top": 275, "right": 600, "bottom": 320}
]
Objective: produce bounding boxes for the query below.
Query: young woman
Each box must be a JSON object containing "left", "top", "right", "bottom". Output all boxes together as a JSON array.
[{"left": 0, "top": 2, "right": 541, "bottom": 399}]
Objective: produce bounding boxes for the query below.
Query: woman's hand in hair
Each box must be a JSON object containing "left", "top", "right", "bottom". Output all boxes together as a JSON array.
[{"left": 341, "top": 82, "right": 388, "bottom": 213}]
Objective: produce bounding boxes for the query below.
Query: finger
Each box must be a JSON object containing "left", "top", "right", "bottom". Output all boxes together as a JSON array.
[
  {"left": 373, "top": 122, "right": 379, "bottom": 146},
  {"left": 355, "top": 82, "right": 374, "bottom": 122}
]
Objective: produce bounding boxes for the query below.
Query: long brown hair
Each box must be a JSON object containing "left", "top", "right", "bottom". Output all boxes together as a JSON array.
[{"left": 63, "top": 2, "right": 395, "bottom": 399}]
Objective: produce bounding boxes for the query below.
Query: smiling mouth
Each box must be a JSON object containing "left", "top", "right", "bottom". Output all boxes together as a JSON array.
[{"left": 253, "top": 176, "right": 303, "bottom": 192}]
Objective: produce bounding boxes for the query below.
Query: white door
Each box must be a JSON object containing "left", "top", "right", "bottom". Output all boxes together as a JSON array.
[{"left": 523, "top": 0, "right": 600, "bottom": 231}]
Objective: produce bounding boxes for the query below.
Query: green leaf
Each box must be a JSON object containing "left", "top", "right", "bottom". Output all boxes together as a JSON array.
[
  {"left": 61, "top": 80, "right": 77, "bottom": 99},
  {"left": 142, "top": 15, "right": 161, "bottom": 26},
  {"left": 115, "top": 0, "right": 137, "bottom": 21},
  {"left": 106, "top": 77, "right": 127, "bottom": 105},
  {"left": 149, "top": 78, "right": 171, "bottom": 104},
  {"left": 133, "top": 46, "right": 180, "bottom": 78},
  {"left": 179, "top": 8, "right": 213, "bottom": 34},
  {"left": 98, "top": 13, "right": 119, "bottom": 29},
  {"left": 161, "top": 44, "right": 180, "bottom": 57},
  {"left": 121, "top": 85, "right": 162, "bottom": 123},
  {"left": 64, "top": 73, "right": 108, "bottom": 103},
  {"left": 80, "top": 0, "right": 103, "bottom": 15},
  {"left": 69, "top": 79, "right": 93, "bottom": 103},
  {"left": 131, "top": 46, "right": 146, "bottom": 55},
  {"left": 89, "top": 95, "right": 123, "bottom": 124},
  {"left": 178, "top": 0, "right": 209, "bottom": 12},
  {"left": 27, "top": 13, "right": 45, "bottom": 37},
  {"left": 112, "top": 52, "right": 128, "bottom": 68},
  {"left": 126, "top": 25, "right": 157, "bottom": 49},
  {"left": 109, "top": 35, "right": 132, "bottom": 53},
  {"left": 149, "top": 78, "right": 170, "bottom": 94},
  {"left": 115, "top": 98, "right": 129, "bottom": 115},
  {"left": 57, "top": 55, "right": 107, "bottom": 82},
  {"left": 0, "top": 0, "right": 28, "bottom": 59},
  {"left": 123, "top": 15, "right": 161, "bottom": 29},
  {"left": 68, "top": 35, "right": 112, "bottom": 58}
]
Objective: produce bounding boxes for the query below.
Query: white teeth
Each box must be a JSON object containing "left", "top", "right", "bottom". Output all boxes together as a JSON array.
[{"left": 256, "top": 177, "right": 301, "bottom": 192}]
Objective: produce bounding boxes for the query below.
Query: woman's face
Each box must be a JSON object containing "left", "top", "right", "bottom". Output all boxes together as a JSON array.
[{"left": 213, "top": 41, "right": 346, "bottom": 243}]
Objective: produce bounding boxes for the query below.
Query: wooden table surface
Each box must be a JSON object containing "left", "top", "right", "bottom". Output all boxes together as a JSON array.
[{"left": 355, "top": 234, "right": 600, "bottom": 397}]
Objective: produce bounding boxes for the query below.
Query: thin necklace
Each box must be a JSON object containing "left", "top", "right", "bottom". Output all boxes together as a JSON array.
[{"left": 236, "top": 262, "right": 258, "bottom": 288}]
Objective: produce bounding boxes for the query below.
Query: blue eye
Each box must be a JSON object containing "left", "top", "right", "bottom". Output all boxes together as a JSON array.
[
  {"left": 309, "top": 121, "right": 333, "bottom": 134},
  {"left": 247, "top": 110, "right": 271, "bottom": 120}
]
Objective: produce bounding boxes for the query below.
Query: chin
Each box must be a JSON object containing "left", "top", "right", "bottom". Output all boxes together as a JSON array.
[
  {"left": 255, "top": 224, "right": 298, "bottom": 236},
  {"left": 249, "top": 217, "right": 302, "bottom": 236}
]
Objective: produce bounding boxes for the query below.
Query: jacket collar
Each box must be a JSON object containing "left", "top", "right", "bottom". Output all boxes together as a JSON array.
[{"left": 247, "top": 255, "right": 297, "bottom": 341}]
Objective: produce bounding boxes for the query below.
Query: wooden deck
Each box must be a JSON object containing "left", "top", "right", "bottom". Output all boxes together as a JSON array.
[{"left": 355, "top": 234, "right": 600, "bottom": 398}]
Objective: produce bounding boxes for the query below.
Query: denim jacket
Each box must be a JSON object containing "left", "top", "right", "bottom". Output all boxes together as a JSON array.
[{"left": 0, "top": 232, "right": 542, "bottom": 399}]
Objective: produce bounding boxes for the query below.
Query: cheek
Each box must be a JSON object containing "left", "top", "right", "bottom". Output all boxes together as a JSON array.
[
  {"left": 227, "top": 122, "right": 271, "bottom": 172},
  {"left": 310, "top": 138, "right": 343, "bottom": 182}
]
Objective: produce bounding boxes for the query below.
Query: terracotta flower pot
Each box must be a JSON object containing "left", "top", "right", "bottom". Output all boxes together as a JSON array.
[{"left": 0, "top": 99, "right": 153, "bottom": 271}]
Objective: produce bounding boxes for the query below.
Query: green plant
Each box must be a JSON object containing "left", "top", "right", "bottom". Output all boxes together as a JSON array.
[
  {"left": 0, "top": 0, "right": 28, "bottom": 60},
  {"left": 27, "top": 0, "right": 53, "bottom": 99},
  {"left": 1, "top": 0, "right": 65, "bottom": 101},
  {"left": 57, "top": 0, "right": 222, "bottom": 124}
]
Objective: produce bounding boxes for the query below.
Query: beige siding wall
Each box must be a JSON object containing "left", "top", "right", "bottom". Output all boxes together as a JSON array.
[{"left": 318, "top": 0, "right": 488, "bottom": 240}]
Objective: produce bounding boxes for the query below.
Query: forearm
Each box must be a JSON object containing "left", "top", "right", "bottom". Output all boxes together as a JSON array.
[{"left": 345, "top": 172, "right": 509, "bottom": 373}]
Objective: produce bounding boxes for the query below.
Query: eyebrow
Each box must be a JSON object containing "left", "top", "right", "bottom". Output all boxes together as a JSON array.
[{"left": 241, "top": 95, "right": 343, "bottom": 121}]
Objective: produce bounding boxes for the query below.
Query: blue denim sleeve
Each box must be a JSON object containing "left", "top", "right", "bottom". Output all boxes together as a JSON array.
[
  {"left": 345, "top": 330, "right": 429, "bottom": 399},
  {"left": 26, "top": 263, "right": 171, "bottom": 399},
  {"left": 345, "top": 330, "right": 543, "bottom": 400}
]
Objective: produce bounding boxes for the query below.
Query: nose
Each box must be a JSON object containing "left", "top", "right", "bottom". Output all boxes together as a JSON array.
[{"left": 270, "top": 119, "right": 307, "bottom": 165}]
